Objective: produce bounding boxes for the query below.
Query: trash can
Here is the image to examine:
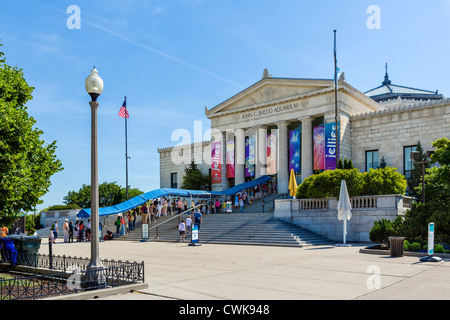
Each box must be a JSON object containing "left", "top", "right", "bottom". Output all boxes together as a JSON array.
[
  {"left": 388, "top": 236, "right": 406, "bottom": 257},
  {"left": 0, "top": 237, "right": 18, "bottom": 265},
  {"left": 6, "top": 235, "right": 41, "bottom": 266}
]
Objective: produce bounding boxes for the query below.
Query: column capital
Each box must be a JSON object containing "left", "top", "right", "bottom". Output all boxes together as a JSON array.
[
  {"left": 275, "top": 120, "right": 289, "bottom": 127},
  {"left": 253, "top": 125, "right": 268, "bottom": 130},
  {"left": 298, "top": 116, "right": 314, "bottom": 123}
]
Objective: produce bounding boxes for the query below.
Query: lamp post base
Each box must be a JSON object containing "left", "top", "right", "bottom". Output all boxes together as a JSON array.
[
  {"left": 84, "top": 266, "right": 106, "bottom": 290},
  {"left": 420, "top": 255, "right": 442, "bottom": 262}
]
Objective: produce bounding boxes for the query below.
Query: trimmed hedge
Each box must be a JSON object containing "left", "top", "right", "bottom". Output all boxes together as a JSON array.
[{"left": 296, "top": 167, "right": 407, "bottom": 199}]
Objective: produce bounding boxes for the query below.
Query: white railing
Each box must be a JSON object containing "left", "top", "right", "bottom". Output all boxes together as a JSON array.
[
  {"left": 300, "top": 198, "right": 328, "bottom": 210},
  {"left": 351, "top": 196, "right": 377, "bottom": 209}
]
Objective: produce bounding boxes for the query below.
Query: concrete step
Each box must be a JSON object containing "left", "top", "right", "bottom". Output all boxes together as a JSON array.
[{"left": 113, "top": 212, "right": 333, "bottom": 247}]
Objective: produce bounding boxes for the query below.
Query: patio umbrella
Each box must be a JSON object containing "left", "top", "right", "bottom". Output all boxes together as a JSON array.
[
  {"left": 288, "top": 169, "right": 298, "bottom": 199},
  {"left": 337, "top": 180, "right": 352, "bottom": 245}
]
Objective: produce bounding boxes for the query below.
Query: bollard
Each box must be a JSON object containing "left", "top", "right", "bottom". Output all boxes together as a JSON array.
[{"left": 48, "top": 238, "right": 53, "bottom": 269}]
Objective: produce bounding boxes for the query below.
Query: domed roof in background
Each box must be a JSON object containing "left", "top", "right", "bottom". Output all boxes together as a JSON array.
[{"left": 364, "top": 63, "right": 443, "bottom": 103}]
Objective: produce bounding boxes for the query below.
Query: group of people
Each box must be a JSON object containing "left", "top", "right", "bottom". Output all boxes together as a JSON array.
[
  {"left": 178, "top": 209, "right": 203, "bottom": 243},
  {"left": 49, "top": 219, "right": 94, "bottom": 244}
]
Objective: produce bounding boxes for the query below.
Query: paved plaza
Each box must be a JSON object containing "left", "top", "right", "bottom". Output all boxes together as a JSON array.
[{"left": 39, "top": 239, "right": 450, "bottom": 301}]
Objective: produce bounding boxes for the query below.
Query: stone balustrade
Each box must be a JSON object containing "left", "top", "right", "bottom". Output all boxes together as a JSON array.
[{"left": 274, "top": 194, "right": 414, "bottom": 243}]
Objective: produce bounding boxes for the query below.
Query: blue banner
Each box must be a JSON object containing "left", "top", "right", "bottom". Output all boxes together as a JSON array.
[{"left": 325, "top": 122, "right": 339, "bottom": 171}]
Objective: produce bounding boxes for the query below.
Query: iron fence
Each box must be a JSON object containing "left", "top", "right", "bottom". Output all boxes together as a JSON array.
[{"left": 0, "top": 252, "right": 144, "bottom": 300}]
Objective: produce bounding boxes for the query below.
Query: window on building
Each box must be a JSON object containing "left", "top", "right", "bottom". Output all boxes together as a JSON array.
[
  {"left": 171, "top": 173, "right": 178, "bottom": 189},
  {"left": 365, "top": 150, "right": 379, "bottom": 172},
  {"left": 404, "top": 145, "right": 417, "bottom": 179}
]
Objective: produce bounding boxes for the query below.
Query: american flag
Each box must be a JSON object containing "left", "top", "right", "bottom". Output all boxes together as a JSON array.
[{"left": 118, "top": 98, "right": 129, "bottom": 119}]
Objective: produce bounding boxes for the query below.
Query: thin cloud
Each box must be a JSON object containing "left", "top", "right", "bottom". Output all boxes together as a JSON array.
[{"left": 47, "top": 4, "right": 243, "bottom": 88}]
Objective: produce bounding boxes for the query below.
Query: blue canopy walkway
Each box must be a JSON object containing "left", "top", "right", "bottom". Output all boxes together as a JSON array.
[{"left": 77, "top": 175, "right": 272, "bottom": 218}]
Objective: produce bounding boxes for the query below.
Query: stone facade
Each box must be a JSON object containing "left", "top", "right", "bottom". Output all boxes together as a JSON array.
[
  {"left": 158, "top": 70, "right": 450, "bottom": 193},
  {"left": 158, "top": 141, "right": 211, "bottom": 189},
  {"left": 351, "top": 99, "right": 450, "bottom": 174}
]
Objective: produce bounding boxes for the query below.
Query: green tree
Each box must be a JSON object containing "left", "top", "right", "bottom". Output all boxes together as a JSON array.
[
  {"left": 181, "top": 161, "right": 211, "bottom": 191},
  {"left": 63, "top": 181, "right": 143, "bottom": 208},
  {"left": 0, "top": 42, "right": 63, "bottom": 225}
]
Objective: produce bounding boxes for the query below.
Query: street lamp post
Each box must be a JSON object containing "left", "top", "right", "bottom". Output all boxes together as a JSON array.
[
  {"left": 85, "top": 67, "right": 104, "bottom": 287},
  {"left": 410, "top": 150, "right": 434, "bottom": 204}
]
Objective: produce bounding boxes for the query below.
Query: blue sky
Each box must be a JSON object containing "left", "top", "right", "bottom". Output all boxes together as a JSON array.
[{"left": 1, "top": 0, "right": 449, "bottom": 213}]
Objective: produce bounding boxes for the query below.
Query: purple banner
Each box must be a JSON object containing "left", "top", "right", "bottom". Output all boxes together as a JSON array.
[
  {"left": 245, "top": 136, "right": 255, "bottom": 177},
  {"left": 325, "top": 122, "right": 339, "bottom": 171},
  {"left": 314, "top": 126, "right": 325, "bottom": 170},
  {"left": 289, "top": 130, "right": 300, "bottom": 173}
]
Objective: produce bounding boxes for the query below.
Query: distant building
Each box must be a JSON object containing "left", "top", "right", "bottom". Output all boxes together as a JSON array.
[{"left": 158, "top": 67, "right": 450, "bottom": 193}]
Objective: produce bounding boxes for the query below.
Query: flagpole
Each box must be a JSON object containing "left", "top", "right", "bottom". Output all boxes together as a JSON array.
[
  {"left": 334, "top": 30, "right": 340, "bottom": 169},
  {"left": 125, "top": 96, "right": 129, "bottom": 200}
]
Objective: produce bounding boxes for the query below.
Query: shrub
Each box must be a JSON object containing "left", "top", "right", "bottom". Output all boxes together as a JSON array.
[
  {"left": 435, "top": 244, "right": 445, "bottom": 253},
  {"left": 296, "top": 175, "right": 317, "bottom": 199},
  {"left": 363, "top": 167, "right": 407, "bottom": 196},
  {"left": 307, "top": 169, "right": 364, "bottom": 199},
  {"left": 403, "top": 240, "right": 411, "bottom": 251},
  {"left": 369, "top": 219, "right": 397, "bottom": 244},
  {"left": 409, "top": 242, "right": 422, "bottom": 251}
]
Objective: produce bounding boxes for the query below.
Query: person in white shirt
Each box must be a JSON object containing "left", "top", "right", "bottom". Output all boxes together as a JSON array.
[
  {"left": 185, "top": 216, "right": 192, "bottom": 235},
  {"left": 157, "top": 202, "right": 162, "bottom": 218},
  {"left": 178, "top": 220, "right": 186, "bottom": 243}
]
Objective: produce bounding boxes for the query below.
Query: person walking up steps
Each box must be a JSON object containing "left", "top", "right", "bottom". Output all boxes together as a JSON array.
[{"left": 178, "top": 219, "right": 186, "bottom": 243}]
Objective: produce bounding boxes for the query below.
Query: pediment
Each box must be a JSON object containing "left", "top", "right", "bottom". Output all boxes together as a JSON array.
[{"left": 206, "top": 77, "right": 334, "bottom": 118}]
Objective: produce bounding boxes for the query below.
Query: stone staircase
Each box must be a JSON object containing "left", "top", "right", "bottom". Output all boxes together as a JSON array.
[{"left": 114, "top": 212, "right": 333, "bottom": 247}]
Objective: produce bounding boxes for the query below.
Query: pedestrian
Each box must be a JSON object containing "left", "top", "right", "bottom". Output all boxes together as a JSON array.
[
  {"left": 49, "top": 227, "right": 55, "bottom": 243},
  {"left": 239, "top": 197, "right": 244, "bottom": 213},
  {"left": 78, "top": 220, "right": 84, "bottom": 242},
  {"left": 178, "top": 219, "right": 186, "bottom": 243},
  {"left": 162, "top": 200, "right": 168, "bottom": 216},
  {"left": 1, "top": 225, "right": 9, "bottom": 237},
  {"left": 128, "top": 211, "right": 134, "bottom": 230},
  {"left": 115, "top": 216, "right": 121, "bottom": 234},
  {"left": 74, "top": 221, "right": 79, "bottom": 241},
  {"left": 215, "top": 199, "right": 220, "bottom": 214},
  {"left": 51, "top": 221, "right": 59, "bottom": 242},
  {"left": 177, "top": 198, "right": 183, "bottom": 214},
  {"left": 140, "top": 203, "right": 149, "bottom": 224},
  {"left": 156, "top": 202, "right": 162, "bottom": 218},
  {"left": 68, "top": 221, "right": 74, "bottom": 243},
  {"left": 86, "top": 219, "right": 91, "bottom": 241},
  {"left": 133, "top": 208, "right": 137, "bottom": 229},
  {"left": 193, "top": 208, "right": 203, "bottom": 231},
  {"left": 120, "top": 215, "right": 127, "bottom": 235},
  {"left": 185, "top": 215, "right": 192, "bottom": 235},
  {"left": 63, "top": 219, "right": 69, "bottom": 243}
]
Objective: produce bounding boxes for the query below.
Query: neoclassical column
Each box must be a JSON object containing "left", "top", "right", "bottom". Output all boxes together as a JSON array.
[
  {"left": 234, "top": 128, "right": 246, "bottom": 186},
  {"left": 255, "top": 126, "right": 267, "bottom": 178},
  {"left": 299, "top": 116, "right": 313, "bottom": 182},
  {"left": 276, "top": 121, "right": 289, "bottom": 194}
]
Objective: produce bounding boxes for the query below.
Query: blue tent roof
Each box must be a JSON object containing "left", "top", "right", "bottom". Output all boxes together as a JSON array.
[
  {"left": 76, "top": 176, "right": 272, "bottom": 218},
  {"left": 210, "top": 175, "right": 272, "bottom": 196}
]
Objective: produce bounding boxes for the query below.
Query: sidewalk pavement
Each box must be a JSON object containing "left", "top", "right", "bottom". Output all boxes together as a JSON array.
[{"left": 39, "top": 239, "right": 450, "bottom": 300}]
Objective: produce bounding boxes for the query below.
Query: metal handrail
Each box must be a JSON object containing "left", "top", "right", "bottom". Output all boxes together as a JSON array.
[
  {"left": 262, "top": 193, "right": 289, "bottom": 213},
  {"left": 148, "top": 204, "right": 203, "bottom": 238}
]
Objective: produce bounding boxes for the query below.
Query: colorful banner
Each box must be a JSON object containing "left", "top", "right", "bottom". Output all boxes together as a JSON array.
[
  {"left": 266, "top": 133, "right": 277, "bottom": 175},
  {"left": 211, "top": 141, "right": 222, "bottom": 184},
  {"left": 325, "top": 122, "right": 339, "bottom": 171},
  {"left": 289, "top": 130, "right": 300, "bottom": 173},
  {"left": 226, "top": 139, "right": 235, "bottom": 178},
  {"left": 245, "top": 136, "right": 255, "bottom": 177},
  {"left": 313, "top": 126, "right": 325, "bottom": 170}
]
